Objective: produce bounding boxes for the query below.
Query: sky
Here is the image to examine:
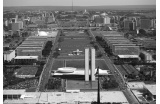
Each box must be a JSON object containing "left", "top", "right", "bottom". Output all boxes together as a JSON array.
[{"left": 3, "top": 0, "right": 156, "bottom": 6}]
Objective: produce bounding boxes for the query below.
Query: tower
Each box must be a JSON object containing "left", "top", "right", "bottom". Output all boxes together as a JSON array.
[
  {"left": 91, "top": 48, "right": 96, "bottom": 81},
  {"left": 85, "top": 47, "right": 96, "bottom": 81},
  {"left": 72, "top": 0, "right": 73, "bottom": 12},
  {"left": 85, "top": 48, "right": 89, "bottom": 81}
]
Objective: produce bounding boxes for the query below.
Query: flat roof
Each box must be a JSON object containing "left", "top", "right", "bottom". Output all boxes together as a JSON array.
[
  {"left": 105, "top": 37, "right": 125, "bottom": 39},
  {"left": 22, "top": 42, "right": 44, "bottom": 45},
  {"left": 18, "top": 45, "right": 43, "bottom": 48},
  {"left": 118, "top": 55, "right": 139, "bottom": 58},
  {"left": 26, "top": 39, "right": 46, "bottom": 41},
  {"left": 144, "top": 84, "right": 156, "bottom": 95},
  {"left": 4, "top": 50, "right": 15, "bottom": 54},
  {"left": 112, "top": 44, "right": 136, "bottom": 46},
  {"left": 107, "top": 39, "right": 129, "bottom": 42},
  {"left": 4, "top": 91, "right": 129, "bottom": 103},
  {"left": 27, "top": 37, "right": 47, "bottom": 39},
  {"left": 14, "top": 56, "right": 38, "bottom": 59},
  {"left": 15, "top": 66, "right": 38, "bottom": 76},
  {"left": 17, "top": 47, "right": 42, "bottom": 49},
  {"left": 127, "top": 82, "right": 145, "bottom": 90},
  {"left": 115, "top": 46, "right": 139, "bottom": 48},
  {"left": 109, "top": 42, "right": 132, "bottom": 44},
  {"left": 103, "top": 35, "right": 122, "bottom": 37},
  {"left": 109, "top": 41, "right": 130, "bottom": 43},
  {"left": 114, "top": 47, "right": 139, "bottom": 55},
  {"left": 131, "top": 90, "right": 146, "bottom": 102},
  {"left": 20, "top": 44, "right": 43, "bottom": 46},
  {"left": 3, "top": 90, "right": 26, "bottom": 95},
  {"left": 27, "top": 24, "right": 38, "bottom": 28},
  {"left": 24, "top": 40, "right": 46, "bottom": 42}
]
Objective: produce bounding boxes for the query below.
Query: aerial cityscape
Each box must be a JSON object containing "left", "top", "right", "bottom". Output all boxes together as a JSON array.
[{"left": 3, "top": 0, "right": 156, "bottom": 103}]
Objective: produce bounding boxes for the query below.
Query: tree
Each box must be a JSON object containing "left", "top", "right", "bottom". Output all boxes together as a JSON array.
[
  {"left": 42, "top": 41, "right": 53, "bottom": 57},
  {"left": 53, "top": 51, "right": 60, "bottom": 58},
  {"left": 93, "top": 45, "right": 99, "bottom": 50},
  {"left": 90, "top": 41, "right": 96, "bottom": 45},
  {"left": 102, "top": 78, "right": 119, "bottom": 89},
  {"left": 139, "top": 29, "right": 146, "bottom": 35},
  {"left": 139, "top": 53, "right": 145, "bottom": 62},
  {"left": 96, "top": 51, "right": 103, "bottom": 58},
  {"left": 152, "top": 55, "right": 156, "bottom": 60}
]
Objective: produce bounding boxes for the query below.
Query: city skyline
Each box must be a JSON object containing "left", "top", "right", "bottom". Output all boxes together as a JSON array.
[{"left": 4, "top": 0, "right": 156, "bottom": 6}]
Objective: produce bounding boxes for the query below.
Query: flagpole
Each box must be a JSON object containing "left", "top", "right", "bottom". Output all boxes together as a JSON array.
[{"left": 97, "top": 66, "right": 100, "bottom": 104}]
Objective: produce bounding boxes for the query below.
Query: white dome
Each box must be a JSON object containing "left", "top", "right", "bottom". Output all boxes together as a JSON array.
[
  {"left": 38, "top": 31, "right": 48, "bottom": 36},
  {"left": 101, "top": 12, "right": 108, "bottom": 16}
]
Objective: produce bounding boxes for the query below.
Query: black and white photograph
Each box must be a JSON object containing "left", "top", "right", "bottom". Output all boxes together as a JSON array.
[{"left": 3, "top": 0, "right": 157, "bottom": 103}]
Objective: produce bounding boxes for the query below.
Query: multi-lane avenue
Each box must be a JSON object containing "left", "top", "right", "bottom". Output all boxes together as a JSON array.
[
  {"left": 89, "top": 30, "right": 140, "bottom": 104},
  {"left": 37, "top": 31, "right": 61, "bottom": 92}
]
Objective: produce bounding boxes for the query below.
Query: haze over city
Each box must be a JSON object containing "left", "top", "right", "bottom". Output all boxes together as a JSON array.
[{"left": 4, "top": 0, "right": 156, "bottom": 6}]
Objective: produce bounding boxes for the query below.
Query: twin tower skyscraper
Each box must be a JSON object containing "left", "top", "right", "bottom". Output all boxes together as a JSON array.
[{"left": 85, "top": 47, "right": 96, "bottom": 81}]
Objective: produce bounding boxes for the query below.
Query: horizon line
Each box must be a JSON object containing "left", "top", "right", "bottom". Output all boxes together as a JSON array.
[{"left": 4, "top": 5, "right": 156, "bottom": 7}]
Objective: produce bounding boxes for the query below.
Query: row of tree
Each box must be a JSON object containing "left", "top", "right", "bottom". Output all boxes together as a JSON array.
[
  {"left": 42, "top": 41, "right": 53, "bottom": 57},
  {"left": 95, "top": 36, "right": 113, "bottom": 56}
]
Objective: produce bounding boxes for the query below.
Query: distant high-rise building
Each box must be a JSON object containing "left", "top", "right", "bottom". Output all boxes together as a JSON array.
[
  {"left": 124, "top": 20, "right": 132, "bottom": 30},
  {"left": 8, "top": 23, "right": 12, "bottom": 30},
  {"left": 50, "top": 12, "right": 53, "bottom": 17},
  {"left": 42, "top": 13, "right": 45, "bottom": 18},
  {"left": 17, "top": 21, "right": 23, "bottom": 29},
  {"left": 128, "top": 17, "right": 133, "bottom": 21},
  {"left": 94, "top": 17, "right": 103, "bottom": 24},
  {"left": 115, "top": 16, "right": 120, "bottom": 21},
  {"left": 133, "top": 17, "right": 140, "bottom": 27},
  {"left": 140, "top": 19, "right": 151, "bottom": 29},
  {"left": 46, "top": 13, "right": 50, "bottom": 17},
  {"left": 12, "top": 22, "right": 23, "bottom": 32},
  {"left": 129, "top": 22, "right": 136, "bottom": 31},
  {"left": 110, "top": 17, "right": 115, "bottom": 23},
  {"left": 11, "top": 18, "right": 16, "bottom": 23},
  {"left": 4, "top": 20, "right": 9, "bottom": 27},
  {"left": 151, "top": 19, "right": 156, "bottom": 28},
  {"left": 103, "top": 16, "right": 110, "bottom": 24},
  {"left": 133, "top": 22, "right": 136, "bottom": 30},
  {"left": 91, "top": 15, "right": 99, "bottom": 20},
  {"left": 12, "top": 23, "right": 20, "bottom": 32}
]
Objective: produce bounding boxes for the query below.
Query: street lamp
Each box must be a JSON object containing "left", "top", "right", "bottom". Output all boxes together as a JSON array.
[{"left": 95, "top": 66, "right": 100, "bottom": 104}]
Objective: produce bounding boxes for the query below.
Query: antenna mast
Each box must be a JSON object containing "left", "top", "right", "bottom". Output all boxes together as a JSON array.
[{"left": 72, "top": 0, "right": 73, "bottom": 12}]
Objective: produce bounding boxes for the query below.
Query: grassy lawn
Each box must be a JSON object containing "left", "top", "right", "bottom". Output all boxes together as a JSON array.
[
  {"left": 51, "top": 60, "right": 64, "bottom": 70},
  {"left": 57, "top": 31, "right": 93, "bottom": 57}
]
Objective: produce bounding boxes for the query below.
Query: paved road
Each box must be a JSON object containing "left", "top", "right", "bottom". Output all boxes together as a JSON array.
[
  {"left": 89, "top": 30, "right": 140, "bottom": 104},
  {"left": 89, "top": 30, "right": 127, "bottom": 88},
  {"left": 37, "top": 31, "right": 61, "bottom": 92}
]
